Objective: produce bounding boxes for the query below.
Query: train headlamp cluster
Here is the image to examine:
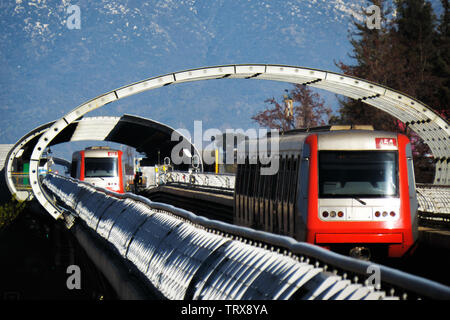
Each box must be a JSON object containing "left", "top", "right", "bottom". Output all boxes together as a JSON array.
[
  {"left": 322, "top": 210, "right": 345, "bottom": 218},
  {"left": 374, "top": 210, "right": 396, "bottom": 218},
  {"left": 320, "top": 207, "right": 399, "bottom": 221}
]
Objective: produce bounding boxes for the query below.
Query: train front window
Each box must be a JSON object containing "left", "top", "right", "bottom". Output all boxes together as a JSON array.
[
  {"left": 319, "top": 151, "right": 398, "bottom": 198},
  {"left": 85, "top": 157, "right": 117, "bottom": 178}
]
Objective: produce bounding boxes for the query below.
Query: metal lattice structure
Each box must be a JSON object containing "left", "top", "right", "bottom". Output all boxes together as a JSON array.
[
  {"left": 417, "top": 184, "right": 450, "bottom": 214},
  {"left": 164, "top": 171, "right": 236, "bottom": 189},
  {"left": 3, "top": 64, "right": 447, "bottom": 219}
]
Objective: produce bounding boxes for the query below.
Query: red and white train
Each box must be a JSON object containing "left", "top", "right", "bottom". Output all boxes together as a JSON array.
[
  {"left": 234, "top": 126, "right": 418, "bottom": 259},
  {"left": 70, "top": 146, "right": 125, "bottom": 193}
]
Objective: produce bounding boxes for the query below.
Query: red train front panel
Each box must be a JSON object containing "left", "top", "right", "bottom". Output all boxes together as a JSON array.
[
  {"left": 304, "top": 132, "right": 417, "bottom": 258},
  {"left": 74, "top": 148, "right": 124, "bottom": 193}
]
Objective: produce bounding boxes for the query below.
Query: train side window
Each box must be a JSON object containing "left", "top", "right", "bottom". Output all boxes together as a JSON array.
[
  {"left": 249, "top": 163, "right": 255, "bottom": 197},
  {"left": 258, "top": 163, "right": 263, "bottom": 195},
  {"left": 276, "top": 157, "right": 282, "bottom": 201},
  {"left": 265, "top": 164, "right": 272, "bottom": 198},
  {"left": 242, "top": 159, "right": 248, "bottom": 195},
  {"left": 280, "top": 156, "right": 288, "bottom": 201},
  {"left": 255, "top": 162, "right": 262, "bottom": 198},
  {"left": 271, "top": 157, "right": 278, "bottom": 200},
  {"left": 236, "top": 164, "right": 241, "bottom": 194},
  {"left": 235, "top": 164, "right": 241, "bottom": 194},
  {"left": 291, "top": 156, "right": 300, "bottom": 202},
  {"left": 246, "top": 162, "right": 251, "bottom": 196},
  {"left": 77, "top": 158, "right": 82, "bottom": 178},
  {"left": 70, "top": 160, "right": 77, "bottom": 178},
  {"left": 275, "top": 156, "right": 284, "bottom": 201},
  {"left": 284, "top": 156, "right": 291, "bottom": 202},
  {"left": 291, "top": 156, "right": 298, "bottom": 202},
  {"left": 244, "top": 157, "right": 250, "bottom": 196},
  {"left": 259, "top": 162, "right": 267, "bottom": 215},
  {"left": 253, "top": 162, "right": 262, "bottom": 226},
  {"left": 238, "top": 163, "right": 245, "bottom": 195},
  {"left": 253, "top": 162, "right": 258, "bottom": 197},
  {"left": 260, "top": 162, "right": 265, "bottom": 198}
]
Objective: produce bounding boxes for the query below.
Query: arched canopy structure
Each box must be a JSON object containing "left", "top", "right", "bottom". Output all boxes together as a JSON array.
[
  {"left": 16, "top": 64, "right": 449, "bottom": 219},
  {"left": 5, "top": 114, "right": 201, "bottom": 201}
]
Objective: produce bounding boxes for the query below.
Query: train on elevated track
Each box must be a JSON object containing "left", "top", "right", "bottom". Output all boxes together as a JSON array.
[
  {"left": 70, "top": 146, "right": 125, "bottom": 193},
  {"left": 234, "top": 126, "right": 419, "bottom": 259}
]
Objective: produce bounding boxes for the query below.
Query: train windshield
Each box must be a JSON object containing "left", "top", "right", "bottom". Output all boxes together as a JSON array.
[
  {"left": 85, "top": 157, "right": 117, "bottom": 178},
  {"left": 319, "top": 151, "right": 398, "bottom": 198}
]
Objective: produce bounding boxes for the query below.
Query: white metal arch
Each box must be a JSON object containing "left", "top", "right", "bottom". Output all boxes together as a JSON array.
[
  {"left": 27, "top": 64, "right": 449, "bottom": 219},
  {"left": 6, "top": 121, "right": 54, "bottom": 201}
]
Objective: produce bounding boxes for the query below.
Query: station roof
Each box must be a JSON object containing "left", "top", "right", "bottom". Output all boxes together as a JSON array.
[{"left": 13, "top": 114, "right": 199, "bottom": 168}]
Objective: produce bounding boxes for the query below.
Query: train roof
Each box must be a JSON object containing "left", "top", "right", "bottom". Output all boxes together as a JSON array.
[
  {"left": 73, "top": 147, "right": 122, "bottom": 158},
  {"left": 238, "top": 127, "right": 401, "bottom": 159},
  {"left": 317, "top": 130, "right": 398, "bottom": 151}
]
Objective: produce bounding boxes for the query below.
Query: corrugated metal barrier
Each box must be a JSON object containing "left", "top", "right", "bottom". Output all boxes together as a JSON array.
[
  {"left": 43, "top": 174, "right": 450, "bottom": 300},
  {"left": 417, "top": 184, "right": 450, "bottom": 214}
]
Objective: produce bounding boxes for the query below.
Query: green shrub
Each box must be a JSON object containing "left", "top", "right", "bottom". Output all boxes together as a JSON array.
[{"left": 0, "top": 197, "right": 26, "bottom": 230}]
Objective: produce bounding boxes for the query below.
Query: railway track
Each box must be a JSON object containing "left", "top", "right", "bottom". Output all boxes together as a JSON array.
[{"left": 141, "top": 184, "right": 234, "bottom": 224}]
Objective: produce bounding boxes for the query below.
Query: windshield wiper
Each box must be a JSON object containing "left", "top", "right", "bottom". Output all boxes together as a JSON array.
[{"left": 352, "top": 197, "right": 366, "bottom": 206}]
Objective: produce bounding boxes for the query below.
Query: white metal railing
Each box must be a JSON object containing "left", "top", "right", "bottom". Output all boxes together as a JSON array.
[
  {"left": 161, "top": 171, "right": 235, "bottom": 190},
  {"left": 416, "top": 184, "right": 450, "bottom": 215}
]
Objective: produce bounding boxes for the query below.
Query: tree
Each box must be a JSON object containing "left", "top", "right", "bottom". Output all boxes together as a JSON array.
[
  {"left": 0, "top": 197, "right": 26, "bottom": 231},
  {"left": 336, "top": 0, "right": 446, "bottom": 118},
  {"left": 333, "top": 0, "right": 448, "bottom": 182},
  {"left": 395, "top": 0, "right": 444, "bottom": 108},
  {"left": 252, "top": 85, "right": 331, "bottom": 131},
  {"left": 431, "top": 0, "right": 450, "bottom": 118},
  {"left": 332, "top": 0, "right": 409, "bottom": 132}
]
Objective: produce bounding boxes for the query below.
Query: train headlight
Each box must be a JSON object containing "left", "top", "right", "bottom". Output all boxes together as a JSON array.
[
  {"left": 322, "top": 211, "right": 329, "bottom": 218},
  {"left": 330, "top": 211, "right": 336, "bottom": 218},
  {"left": 338, "top": 211, "right": 344, "bottom": 218},
  {"left": 373, "top": 209, "right": 397, "bottom": 219}
]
